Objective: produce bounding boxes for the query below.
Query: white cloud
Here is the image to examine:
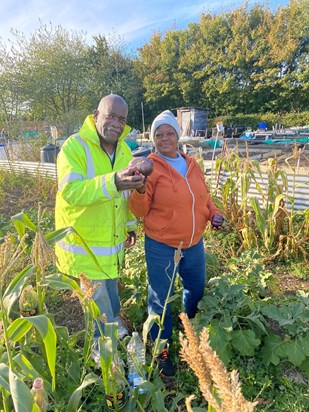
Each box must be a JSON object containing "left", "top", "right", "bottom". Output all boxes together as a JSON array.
[{"left": 0, "top": 0, "right": 289, "bottom": 50}]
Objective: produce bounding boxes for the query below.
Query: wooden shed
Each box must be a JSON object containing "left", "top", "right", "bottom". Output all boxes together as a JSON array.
[{"left": 176, "top": 107, "right": 208, "bottom": 137}]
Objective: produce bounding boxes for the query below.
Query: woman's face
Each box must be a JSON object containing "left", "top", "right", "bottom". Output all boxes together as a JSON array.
[{"left": 154, "top": 124, "right": 178, "bottom": 158}]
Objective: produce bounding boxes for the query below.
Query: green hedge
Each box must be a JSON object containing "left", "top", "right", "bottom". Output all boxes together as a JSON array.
[{"left": 208, "top": 111, "right": 309, "bottom": 129}]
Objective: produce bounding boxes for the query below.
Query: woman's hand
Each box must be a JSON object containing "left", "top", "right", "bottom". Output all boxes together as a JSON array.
[{"left": 211, "top": 214, "right": 225, "bottom": 229}]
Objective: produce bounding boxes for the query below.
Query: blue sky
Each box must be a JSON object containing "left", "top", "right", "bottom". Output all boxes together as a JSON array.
[{"left": 0, "top": 0, "right": 289, "bottom": 51}]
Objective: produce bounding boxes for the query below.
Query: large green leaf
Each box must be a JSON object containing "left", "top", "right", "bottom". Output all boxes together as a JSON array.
[
  {"left": 11, "top": 212, "right": 37, "bottom": 237},
  {"left": 104, "top": 322, "right": 118, "bottom": 353},
  {"left": 245, "top": 312, "right": 268, "bottom": 335},
  {"left": 299, "top": 358, "right": 309, "bottom": 377},
  {"left": 67, "top": 373, "right": 102, "bottom": 412},
  {"left": 260, "top": 334, "right": 285, "bottom": 366},
  {"left": 7, "top": 316, "right": 57, "bottom": 390},
  {"left": 166, "top": 294, "right": 180, "bottom": 304},
  {"left": 42, "top": 273, "right": 80, "bottom": 290},
  {"left": 45, "top": 227, "right": 77, "bottom": 245},
  {"left": 284, "top": 338, "right": 307, "bottom": 367},
  {"left": 152, "top": 390, "right": 169, "bottom": 412},
  {"left": 250, "top": 197, "right": 267, "bottom": 242},
  {"left": 209, "top": 322, "right": 232, "bottom": 365},
  {"left": 7, "top": 318, "right": 33, "bottom": 339},
  {"left": 0, "top": 363, "right": 10, "bottom": 391},
  {"left": 13, "top": 354, "right": 53, "bottom": 394},
  {"left": 3, "top": 265, "right": 36, "bottom": 315},
  {"left": 231, "top": 329, "right": 261, "bottom": 356},
  {"left": 9, "top": 369, "right": 40, "bottom": 412},
  {"left": 300, "top": 334, "right": 309, "bottom": 356},
  {"left": 143, "top": 313, "right": 160, "bottom": 346},
  {"left": 98, "top": 336, "right": 114, "bottom": 391}
]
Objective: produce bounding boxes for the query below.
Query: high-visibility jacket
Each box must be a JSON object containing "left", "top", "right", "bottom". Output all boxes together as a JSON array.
[{"left": 55, "top": 114, "right": 137, "bottom": 280}]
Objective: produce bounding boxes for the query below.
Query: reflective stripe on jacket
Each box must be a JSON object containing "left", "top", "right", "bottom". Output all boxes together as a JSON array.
[{"left": 55, "top": 114, "right": 137, "bottom": 280}]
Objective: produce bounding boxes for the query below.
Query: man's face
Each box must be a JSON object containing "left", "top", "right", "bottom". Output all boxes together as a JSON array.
[{"left": 94, "top": 97, "right": 128, "bottom": 145}]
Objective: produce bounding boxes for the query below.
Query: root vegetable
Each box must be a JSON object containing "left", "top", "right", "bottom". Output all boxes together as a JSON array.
[{"left": 129, "top": 157, "right": 154, "bottom": 176}]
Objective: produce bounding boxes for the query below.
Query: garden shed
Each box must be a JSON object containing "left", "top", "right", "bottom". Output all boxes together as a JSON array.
[{"left": 176, "top": 107, "right": 208, "bottom": 137}]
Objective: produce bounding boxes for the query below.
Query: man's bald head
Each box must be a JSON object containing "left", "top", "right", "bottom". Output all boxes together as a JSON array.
[{"left": 97, "top": 94, "right": 128, "bottom": 112}]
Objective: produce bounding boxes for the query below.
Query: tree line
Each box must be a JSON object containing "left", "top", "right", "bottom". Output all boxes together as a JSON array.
[{"left": 0, "top": 0, "right": 308, "bottom": 137}]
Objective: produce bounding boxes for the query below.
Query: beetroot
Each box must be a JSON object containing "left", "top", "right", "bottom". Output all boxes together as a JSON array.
[{"left": 129, "top": 157, "right": 154, "bottom": 176}]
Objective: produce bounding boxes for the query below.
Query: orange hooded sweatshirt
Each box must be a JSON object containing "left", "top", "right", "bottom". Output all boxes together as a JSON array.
[{"left": 129, "top": 152, "right": 221, "bottom": 249}]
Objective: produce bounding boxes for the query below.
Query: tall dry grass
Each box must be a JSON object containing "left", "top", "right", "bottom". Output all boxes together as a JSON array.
[{"left": 179, "top": 313, "right": 258, "bottom": 412}]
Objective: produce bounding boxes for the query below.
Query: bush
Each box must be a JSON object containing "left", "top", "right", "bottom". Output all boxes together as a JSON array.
[{"left": 208, "top": 111, "right": 309, "bottom": 129}]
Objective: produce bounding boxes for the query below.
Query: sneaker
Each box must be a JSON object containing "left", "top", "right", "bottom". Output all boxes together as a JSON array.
[
  {"left": 156, "top": 348, "right": 176, "bottom": 377},
  {"left": 114, "top": 315, "right": 128, "bottom": 339}
]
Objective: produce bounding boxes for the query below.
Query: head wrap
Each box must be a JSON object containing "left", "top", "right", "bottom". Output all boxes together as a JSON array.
[{"left": 150, "top": 110, "right": 180, "bottom": 140}]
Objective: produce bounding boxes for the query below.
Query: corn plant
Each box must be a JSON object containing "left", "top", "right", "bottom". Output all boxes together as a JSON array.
[
  {"left": 0, "top": 234, "right": 54, "bottom": 412},
  {"left": 212, "top": 147, "right": 308, "bottom": 261},
  {"left": 274, "top": 147, "right": 309, "bottom": 261},
  {"left": 0, "top": 209, "right": 108, "bottom": 411},
  {"left": 213, "top": 143, "right": 263, "bottom": 251}
]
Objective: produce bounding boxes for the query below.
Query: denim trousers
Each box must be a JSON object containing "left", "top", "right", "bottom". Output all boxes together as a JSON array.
[
  {"left": 81, "top": 278, "right": 120, "bottom": 340},
  {"left": 145, "top": 235, "right": 206, "bottom": 342}
]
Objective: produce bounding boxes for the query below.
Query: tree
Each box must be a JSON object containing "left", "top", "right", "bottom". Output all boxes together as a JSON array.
[
  {"left": 137, "top": 1, "right": 308, "bottom": 117},
  {"left": 87, "top": 34, "right": 144, "bottom": 129},
  {"left": 16, "top": 24, "right": 91, "bottom": 134},
  {"left": 0, "top": 37, "right": 27, "bottom": 134},
  {"left": 136, "top": 30, "right": 186, "bottom": 122}
]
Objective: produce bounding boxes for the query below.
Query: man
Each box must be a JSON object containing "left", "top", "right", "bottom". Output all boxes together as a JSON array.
[{"left": 55, "top": 94, "right": 145, "bottom": 349}]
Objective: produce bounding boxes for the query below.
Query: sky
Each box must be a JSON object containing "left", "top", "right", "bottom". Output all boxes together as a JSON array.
[{"left": 0, "top": 0, "right": 289, "bottom": 52}]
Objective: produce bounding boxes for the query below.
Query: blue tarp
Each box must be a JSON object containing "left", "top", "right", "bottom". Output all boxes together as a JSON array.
[
  {"left": 201, "top": 139, "right": 222, "bottom": 149},
  {"left": 264, "top": 137, "right": 309, "bottom": 145}
]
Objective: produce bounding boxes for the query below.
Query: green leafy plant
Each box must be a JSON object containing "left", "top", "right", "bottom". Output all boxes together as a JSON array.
[
  {"left": 260, "top": 291, "right": 309, "bottom": 375},
  {"left": 0, "top": 209, "right": 107, "bottom": 411},
  {"left": 193, "top": 277, "right": 266, "bottom": 365},
  {"left": 122, "top": 237, "right": 148, "bottom": 328},
  {"left": 223, "top": 250, "right": 278, "bottom": 298}
]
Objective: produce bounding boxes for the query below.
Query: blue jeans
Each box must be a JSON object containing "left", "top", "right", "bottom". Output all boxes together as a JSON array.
[
  {"left": 145, "top": 235, "right": 206, "bottom": 342},
  {"left": 81, "top": 278, "right": 120, "bottom": 340}
]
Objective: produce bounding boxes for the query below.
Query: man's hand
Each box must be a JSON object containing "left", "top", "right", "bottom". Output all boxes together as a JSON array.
[
  {"left": 115, "top": 166, "right": 146, "bottom": 191},
  {"left": 211, "top": 214, "right": 225, "bottom": 229},
  {"left": 124, "top": 231, "right": 136, "bottom": 248}
]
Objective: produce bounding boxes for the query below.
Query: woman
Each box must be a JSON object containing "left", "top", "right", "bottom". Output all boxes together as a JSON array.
[{"left": 129, "top": 110, "right": 224, "bottom": 376}]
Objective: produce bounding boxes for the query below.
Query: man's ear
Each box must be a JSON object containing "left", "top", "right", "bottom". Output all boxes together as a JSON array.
[{"left": 93, "top": 109, "right": 99, "bottom": 120}]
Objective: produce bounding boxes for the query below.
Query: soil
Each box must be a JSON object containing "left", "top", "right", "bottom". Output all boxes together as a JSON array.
[
  {"left": 277, "top": 273, "right": 309, "bottom": 295},
  {"left": 51, "top": 291, "right": 84, "bottom": 334}
]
